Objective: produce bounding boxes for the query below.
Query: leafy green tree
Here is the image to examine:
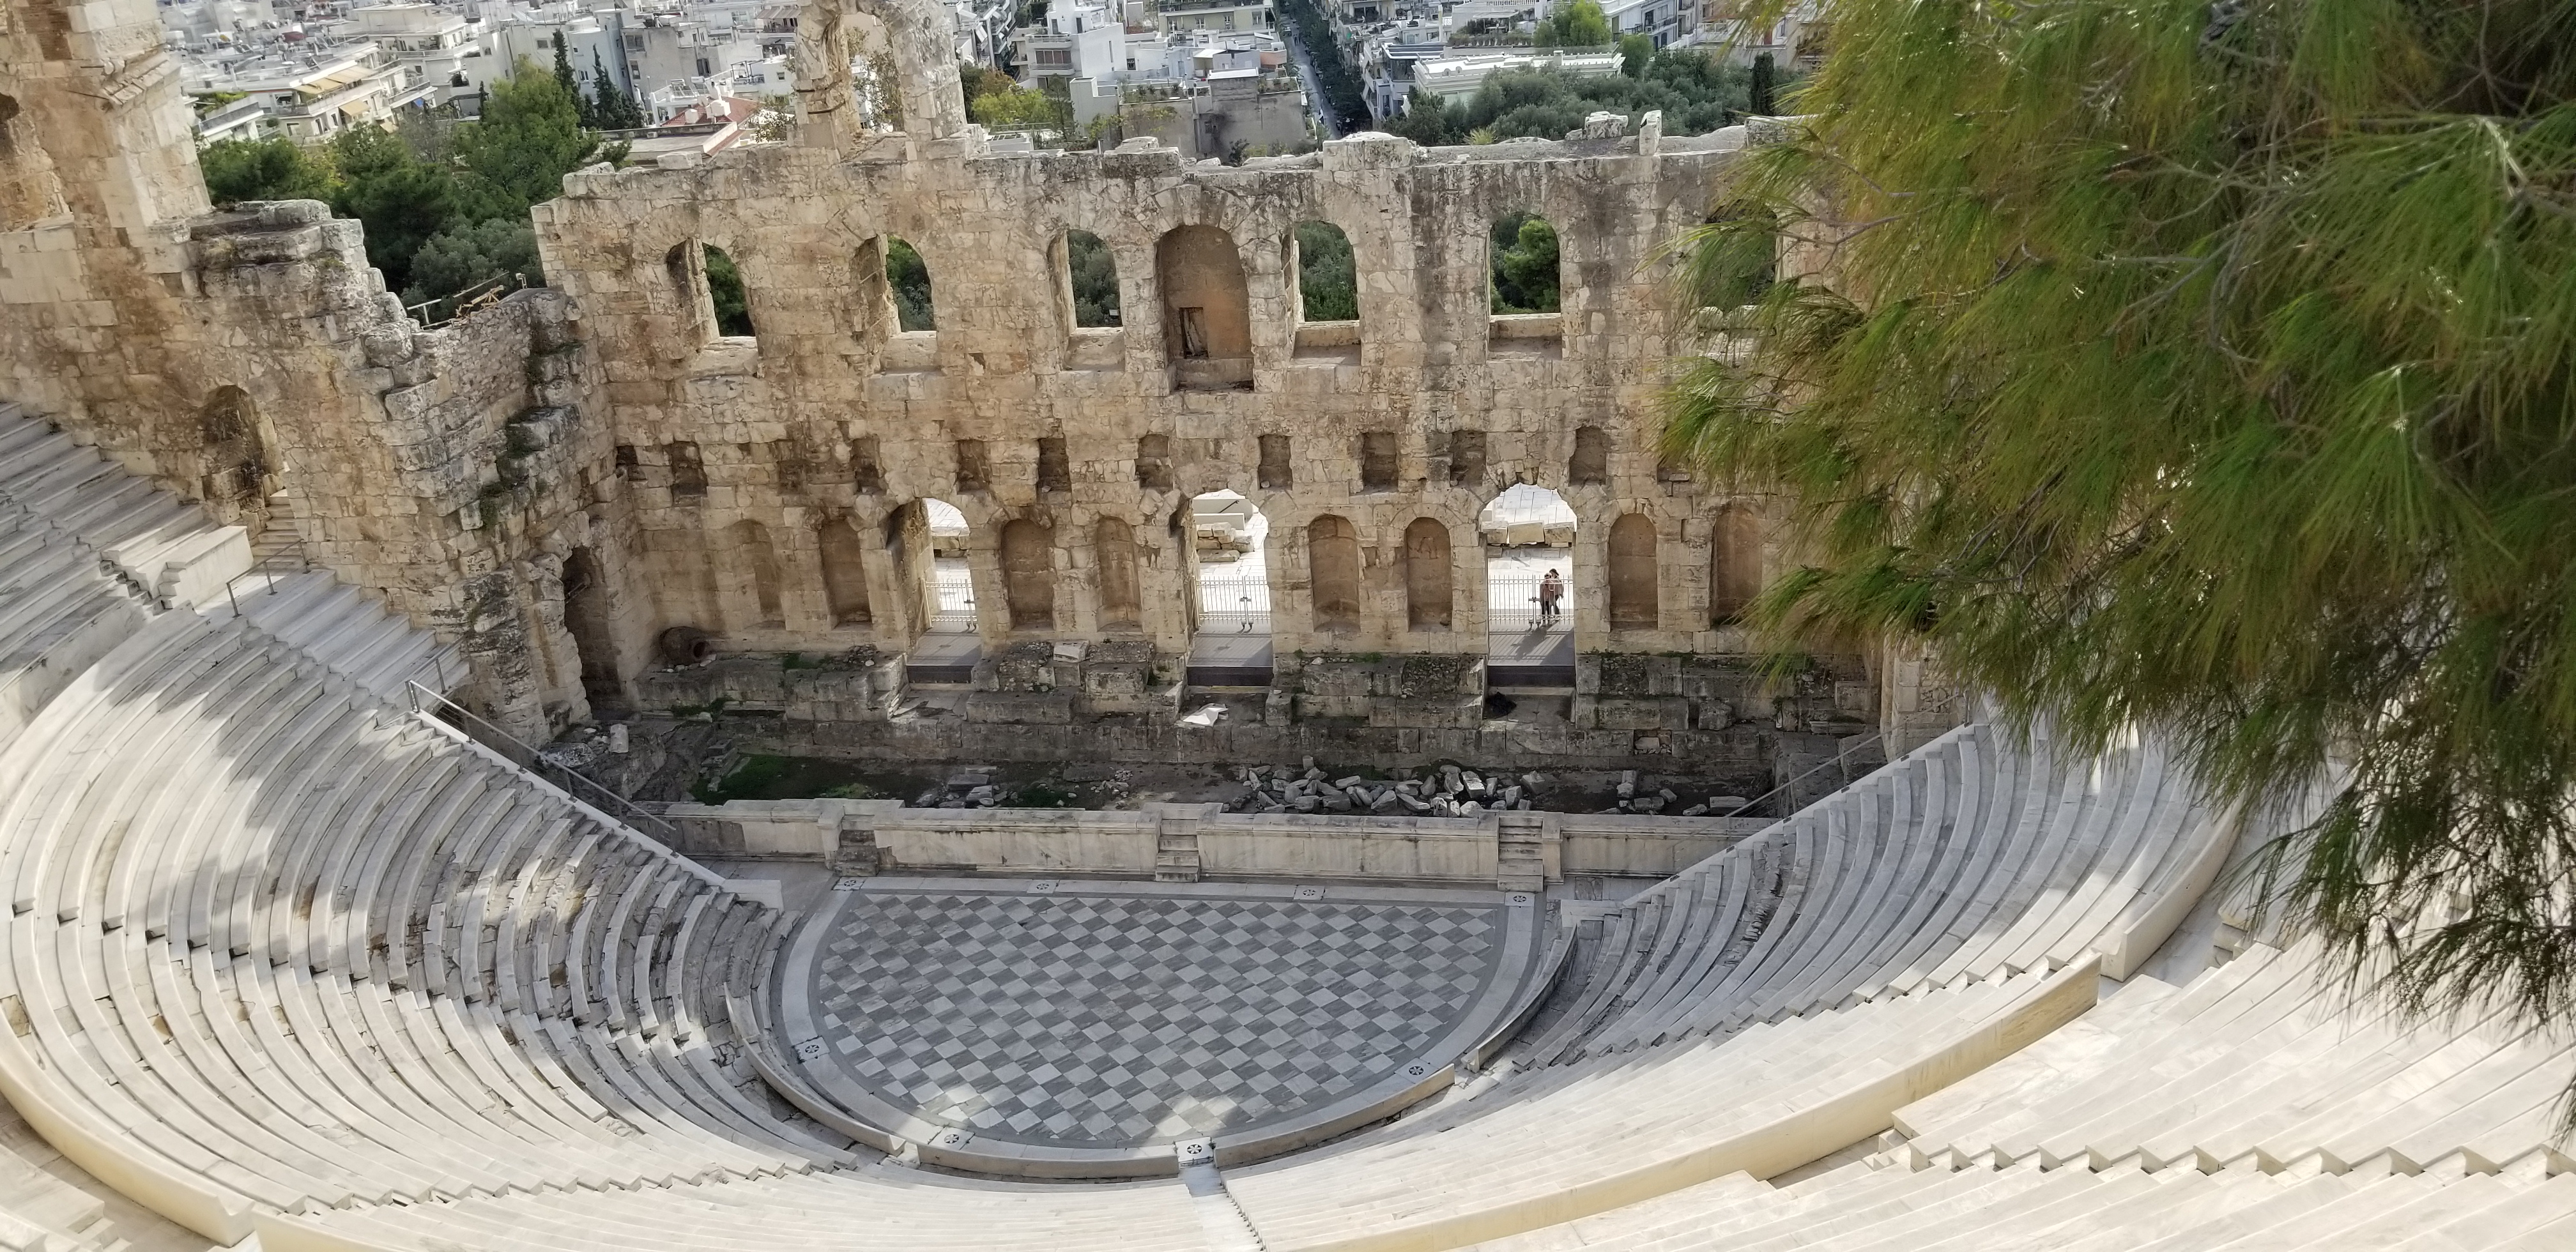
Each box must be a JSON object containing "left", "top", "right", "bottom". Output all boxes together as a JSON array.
[
  {"left": 1535, "top": 0, "right": 1611, "bottom": 49},
  {"left": 453, "top": 58, "right": 604, "bottom": 222},
  {"left": 327, "top": 126, "right": 452, "bottom": 292},
  {"left": 1619, "top": 33, "right": 1654, "bottom": 78},
  {"left": 402, "top": 217, "right": 542, "bottom": 319},
  {"left": 967, "top": 82, "right": 1065, "bottom": 130},
  {"left": 551, "top": 33, "right": 595, "bottom": 129},
  {"left": 885, "top": 238, "right": 934, "bottom": 332},
  {"left": 1066, "top": 231, "right": 1119, "bottom": 327},
  {"left": 197, "top": 137, "right": 337, "bottom": 206},
  {"left": 702, "top": 245, "right": 753, "bottom": 336},
  {"left": 591, "top": 50, "right": 643, "bottom": 130},
  {"left": 1490, "top": 213, "right": 1559, "bottom": 313},
  {"left": 1383, "top": 87, "right": 1460, "bottom": 146},
  {"left": 1396, "top": 49, "right": 1759, "bottom": 144},
  {"left": 1747, "top": 50, "right": 1774, "bottom": 115},
  {"left": 1668, "top": 0, "right": 2576, "bottom": 1120},
  {"left": 1294, "top": 221, "right": 1356, "bottom": 321}
]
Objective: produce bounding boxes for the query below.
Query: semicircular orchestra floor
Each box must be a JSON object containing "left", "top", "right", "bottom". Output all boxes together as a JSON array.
[{"left": 775, "top": 879, "right": 1542, "bottom": 1157}]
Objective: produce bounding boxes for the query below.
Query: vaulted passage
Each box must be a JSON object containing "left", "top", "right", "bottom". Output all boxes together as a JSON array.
[
  {"left": 561, "top": 547, "right": 622, "bottom": 710},
  {"left": 196, "top": 386, "right": 268, "bottom": 517},
  {"left": 1480, "top": 484, "right": 1575, "bottom": 672}
]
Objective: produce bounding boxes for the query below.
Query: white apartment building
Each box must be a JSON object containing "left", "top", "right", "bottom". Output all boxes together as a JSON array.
[
  {"left": 1011, "top": 0, "right": 1124, "bottom": 81},
  {"left": 186, "top": 40, "right": 434, "bottom": 141},
  {"left": 348, "top": 3, "right": 475, "bottom": 100}
]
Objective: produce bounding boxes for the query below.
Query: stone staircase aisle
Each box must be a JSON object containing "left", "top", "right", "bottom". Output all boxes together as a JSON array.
[
  {"left": 1497, "top": 813, "right": 1548, "bottom": 892},
  {"left": 1154, "top": 811, "right": 1203, "bottom": 883}
]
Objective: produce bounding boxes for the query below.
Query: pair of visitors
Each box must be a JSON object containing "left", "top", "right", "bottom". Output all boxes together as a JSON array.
[{"left": 1536, "top": 569, "right": 1565, "bottom": 625}]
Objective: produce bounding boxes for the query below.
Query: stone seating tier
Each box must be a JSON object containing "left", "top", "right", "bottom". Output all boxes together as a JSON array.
[{"left": 1528, "top": 721, "right": 2232, "bottom": 1064}]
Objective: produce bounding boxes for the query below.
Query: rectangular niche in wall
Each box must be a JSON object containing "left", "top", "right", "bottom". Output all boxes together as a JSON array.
[
  {"left": 1445, "top": 429, "right": 1487, "bottom": 488},
  {"left": 954, "top": 439, "right": 989, "bottom": 492},
  {"left": 1257, "top": 434, "right": 1293, "bottom": 490},
  {"left": 850, "top": 436, "right": 885, "bottom": 493},
  {"left": 668, "top": 441, "right": 707, "bottom": 500},
  {"left": 1136, "top": 434, "right": 1174, "bottom": 491},
  {"left": 1359, "top": 431, "right": 1398, "bottom": 492},
  {"left": 1036, "top": 437, "right": 1071, "bottom": 492}
]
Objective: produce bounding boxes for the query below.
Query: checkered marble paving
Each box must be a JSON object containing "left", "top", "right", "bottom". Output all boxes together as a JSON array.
[{"left": 804, "top": 888, "right": 1506, "bottom": 1149}]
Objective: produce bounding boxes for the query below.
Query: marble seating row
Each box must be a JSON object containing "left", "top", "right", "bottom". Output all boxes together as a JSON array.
[
  {"left": 1461, "top": 1138, "right": 2576, "bottom": 1251},
  {"left": 1529, "top": 721, "right": 2230, "bottom": 1064},
  {"left": 1892, "top": 938, "right": 2576, "bottom": 1178}
]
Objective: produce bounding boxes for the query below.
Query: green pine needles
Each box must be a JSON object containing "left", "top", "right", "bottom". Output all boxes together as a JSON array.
[{"left": 1669, "top": 0, "right": 2576, "bottom": 1115}]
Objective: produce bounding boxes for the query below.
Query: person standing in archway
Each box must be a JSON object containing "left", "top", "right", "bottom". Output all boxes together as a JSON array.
[{"left": 1537, "top": 568, "right": 1565, "bottom": 626}]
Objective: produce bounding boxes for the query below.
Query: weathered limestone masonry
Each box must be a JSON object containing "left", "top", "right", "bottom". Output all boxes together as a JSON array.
[
  {"left": 523, "top": 0, "right": 1897, "bottom": 760},
  {"left": 1, "top": 0, "right": 1955, "bottom": 758},
  {"left": 2, "top": 0, "right": 617, "bottom": 740}
]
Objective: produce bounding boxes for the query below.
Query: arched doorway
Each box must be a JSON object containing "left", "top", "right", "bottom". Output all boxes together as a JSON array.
[
  {"left": 197, "top": 385, "right": 271, "bottom": 519},
  {"left": 922, "top": 498, "right": 975, "bottom": 632},
  {"left": 561, "top": 548, "right": 624, "bottom": 712},
  {"left": 1186, "top": 489, "right": 1271, "bottom": 685},
  {"left": 1480, "top": 484, "right": 1577, "bottom": 680}
]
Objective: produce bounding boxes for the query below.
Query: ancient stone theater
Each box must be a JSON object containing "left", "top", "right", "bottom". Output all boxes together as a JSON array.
[{"left": 0, "top": 0, "right": 2568, "bottom": 1246}]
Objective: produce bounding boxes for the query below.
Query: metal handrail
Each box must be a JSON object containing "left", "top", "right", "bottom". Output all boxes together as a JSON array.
[
  {"left": 404, "top": 680, "right": 683, "bottom": 848},
  {"left": 1733, "top": 729, "right": 1885, "bottom": 820},
  {"left": 223, "top": 533, "right": 311, "bottom": 616}
]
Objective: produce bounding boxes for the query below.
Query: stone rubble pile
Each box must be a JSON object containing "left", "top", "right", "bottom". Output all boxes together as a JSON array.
[{"left": 1227, "top": 758, "right": 1547, "bottom": 816}]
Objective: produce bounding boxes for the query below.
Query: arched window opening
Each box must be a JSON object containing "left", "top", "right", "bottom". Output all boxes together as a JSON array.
[
  {"left": 1489, "top": 212, "right": 1561, "bottom": 314},
  {"left": 850, "top": 238, "right": 891, "bottom": 340},
  {"left": 561, "top": 547, "right": 624, "bottom": 710},
  {"left": 1569, "top": 425, "right": 1611, "bottom": 485},
  {"left": 702, "top": 245, "right": 754, "bottom": 337},
  {"left": 197, "top": 385, "right": 270, "bottom": 516},
  {"left": 729, "top": 519, "right": 785, "bottom": 628},
  {"left": 1291, "top": 220, "right": 1358, "bottom": 321},
  {"left": 665, "top": 241, "right": 714, "bottom": 343},
  {"left": 1698, "top": 201, "right": 1780, "bottom": 312},
  {"left": 1308, "top": 514, "right": 1363, "bottom": 634},
  {"left": 887, "top": 236, "right": 935, "bottom": 332},
  {"left": 1095, "top": 517, "right": 1142, "bottom": 630},
  {"left": 999, "top": 519, "right": 1055, "bottom": 630},
  {"left": 820, "top": 517, "right": 874, "bottom": 626},
  {"left": 1404, "top": 517, "right": 1452, "bottom": 631},
  {"left": 1710, "top": 503, "right": 1763, "bottom": 625},
  {"left": 1480, "top": 484, "right": 1576, "bottom": 673},
  {"left": 1608, "top": 512, "right": 1660, "bottom": 630},
  {"left": 1157, "top": 224, "right": 1253, "bottom": 390},
  {"left": 1064, "top": 229, "right": 1120, "bottom": 328}
]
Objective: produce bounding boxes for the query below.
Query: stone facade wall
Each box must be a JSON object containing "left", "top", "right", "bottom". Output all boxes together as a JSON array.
[
  {"left": 0, "top": 0, "right": 1958, "bottom": 757},
  {"left": 526, "top": 114, "right": 1841, "bottom": 686}
]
